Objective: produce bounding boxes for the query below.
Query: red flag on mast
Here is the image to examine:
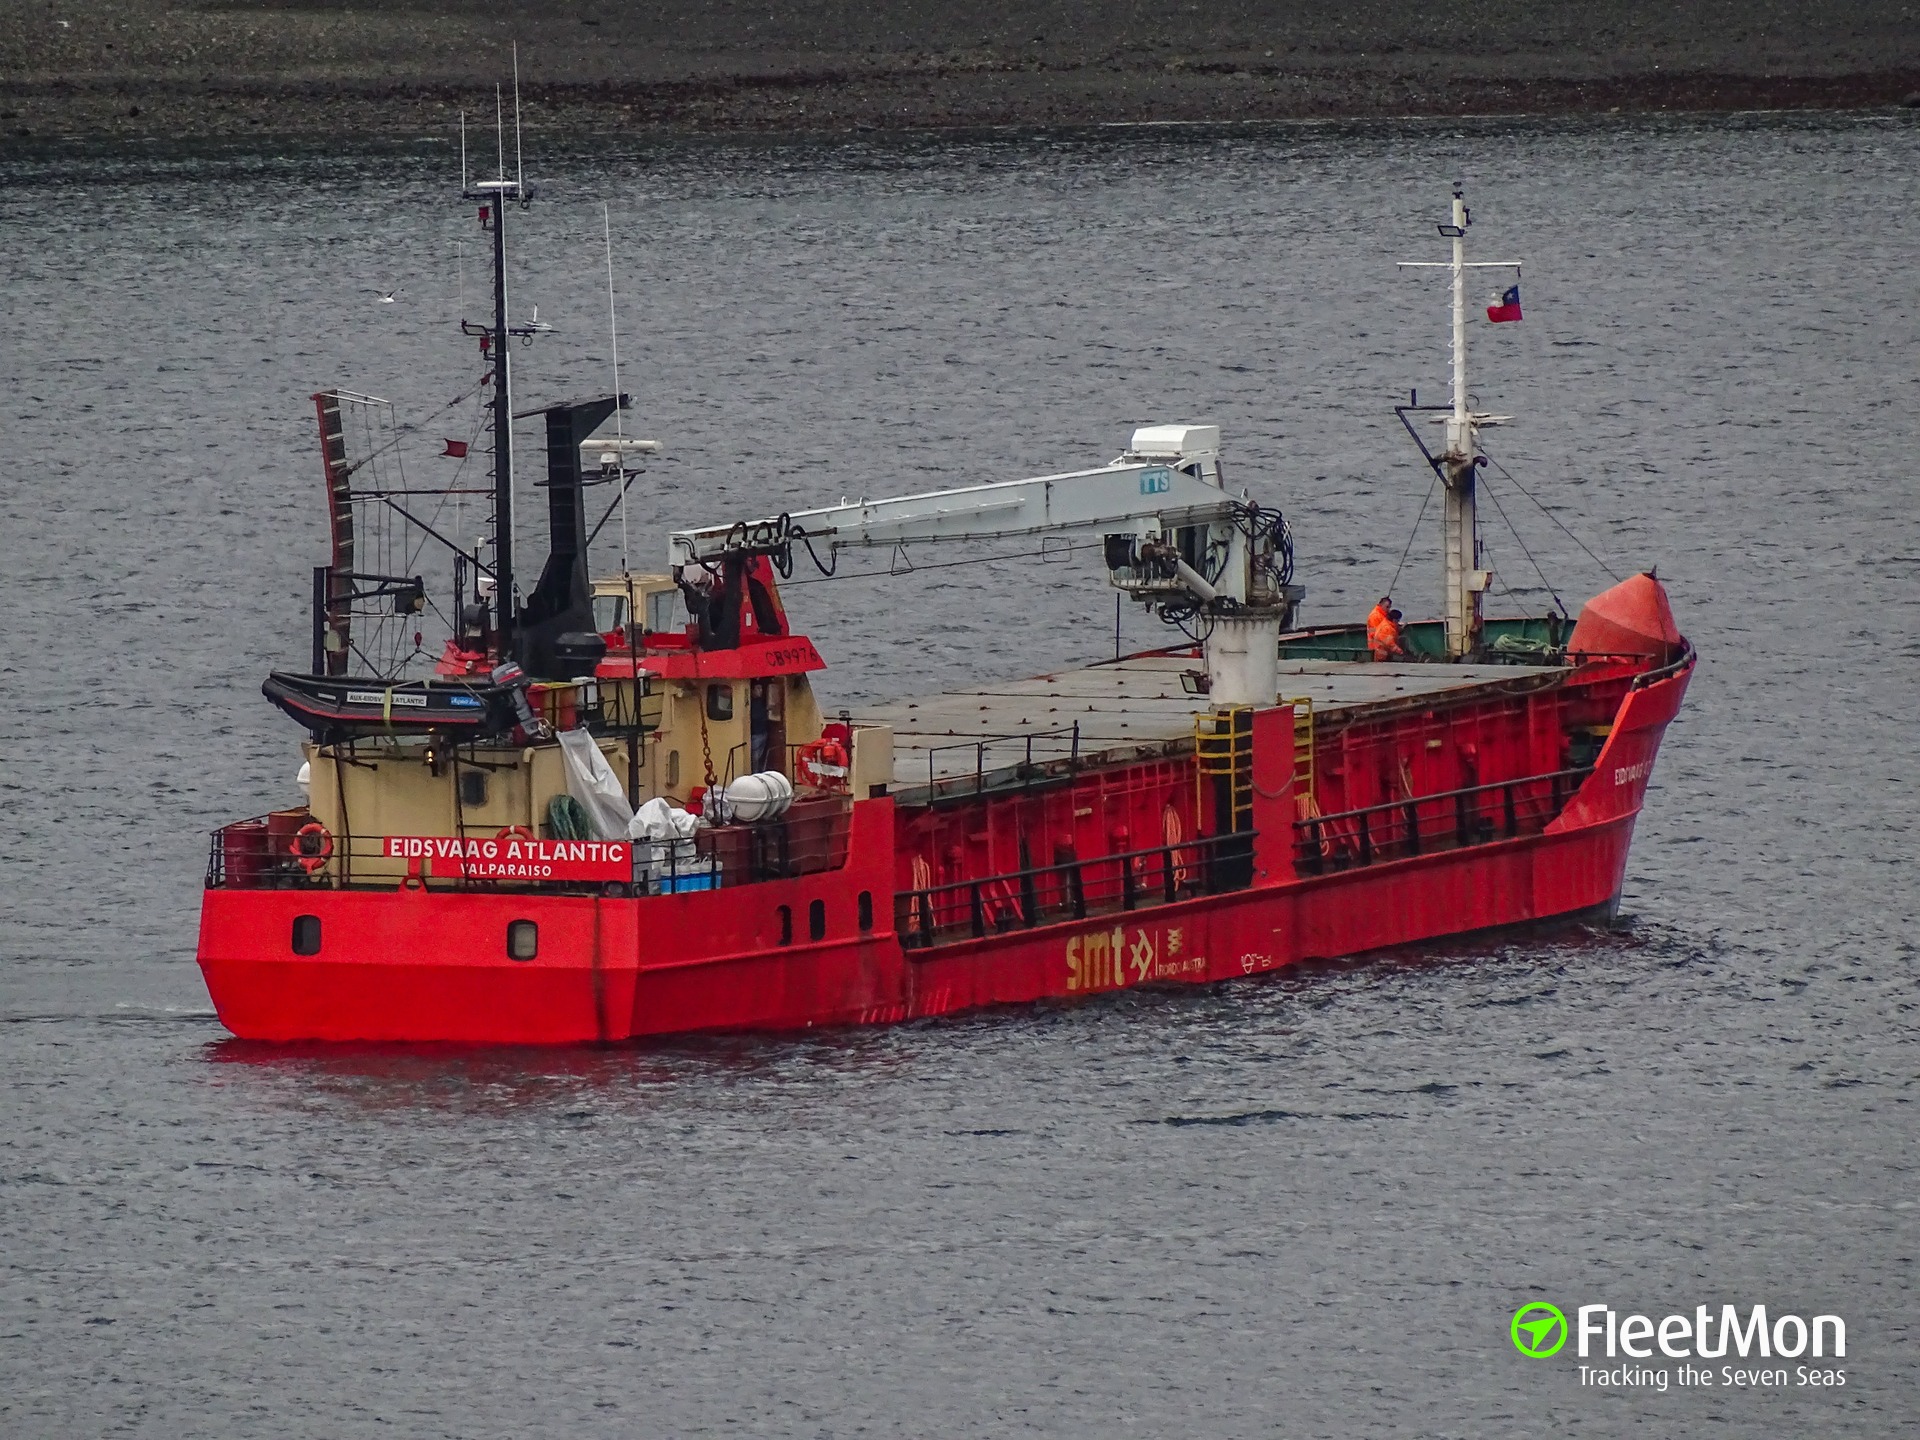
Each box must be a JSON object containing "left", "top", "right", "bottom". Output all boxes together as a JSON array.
[
  {"left": 442, "top": 439, "right": 470, "bottom": 458},
  {"left": 1486, "top": 284, "right": 1523, "bottom": 323}
]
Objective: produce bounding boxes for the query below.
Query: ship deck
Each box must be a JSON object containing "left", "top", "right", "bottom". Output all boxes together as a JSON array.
[{"left": 858, "top": 653, "right": 1569, "bottom": 806}]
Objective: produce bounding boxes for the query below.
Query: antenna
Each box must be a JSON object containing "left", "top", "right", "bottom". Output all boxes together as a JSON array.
[
  {"left": 603, "top": 203, "right": 629, "bottom": 571},
  {"left": 494, "top": 85, "right": 505, "bottom": 181},
  {"left": 459, "top": 110, "right": 467, "bottom": 192},
  {"left": 512, "top": 44, "right": 525, "bottom": 193}
]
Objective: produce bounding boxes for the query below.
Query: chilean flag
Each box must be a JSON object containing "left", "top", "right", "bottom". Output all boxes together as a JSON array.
[{"left": 1486, "top": 284, "right": 1523, "bottom": 323}]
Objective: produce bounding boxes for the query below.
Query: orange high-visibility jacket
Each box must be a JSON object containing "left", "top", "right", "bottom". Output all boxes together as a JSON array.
[
  {"left": 1370, "top": 618, "right": 1403, "bottom": 660},
  {"left": 1366, "top": 602, "right": 1390, "bottom": 645}
]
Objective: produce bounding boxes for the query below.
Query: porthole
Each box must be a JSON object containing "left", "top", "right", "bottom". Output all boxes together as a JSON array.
[
  {"left": 459, "top": 769, "right": 488, "bottom": 808},
  {"left": 857, "top": 891, "right": 874, "bottom": 932},
  {"left": 291, "top": 914, "right": 321, "bottom": 955},
  {"left": 507, "top": 919, "right": 538, "bottom": 961},
  {"left": 809, "top": 898, "right": 826, "bottom": 942},
  {"left": 776, "top": 904, "right": 792, "bottom": 946}
]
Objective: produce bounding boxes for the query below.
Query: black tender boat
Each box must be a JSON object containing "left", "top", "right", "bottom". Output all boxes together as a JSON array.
[{"left": 262, "top": 672, "right": 519, "bottom": 738}]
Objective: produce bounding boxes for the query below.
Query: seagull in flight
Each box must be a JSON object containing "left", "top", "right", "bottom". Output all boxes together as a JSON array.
[{"left": 371, "top": 288, "right": 403, "bottom": 304}]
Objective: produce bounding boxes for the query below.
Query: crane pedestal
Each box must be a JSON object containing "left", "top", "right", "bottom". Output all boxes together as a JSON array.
[{"left": 1204, "top": 611, "right": 1283, "bottom": 707}]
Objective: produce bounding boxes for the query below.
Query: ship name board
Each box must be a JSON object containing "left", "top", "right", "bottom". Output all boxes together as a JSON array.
[{"left": 383, "top": 835, "right": 631, "bottom": 881}]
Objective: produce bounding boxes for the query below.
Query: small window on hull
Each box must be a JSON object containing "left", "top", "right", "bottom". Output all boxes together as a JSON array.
[
  {"left": 858, "top": 891, "right": 874, "bottom": 932},
  {"left": 459, "top": 769, "right": 488, "bottom": 808},
  {"left": 291, "top": 914, "right": 321, "bottom": 955},
  {"left": 809, "top": 899, "right": 826, "bottom": 942},
  {"left": 776, "top": 905, "right": 792, "bottom": 946},
  {"left": 507, "top": 919, "right": 538, "bottom": 961}
]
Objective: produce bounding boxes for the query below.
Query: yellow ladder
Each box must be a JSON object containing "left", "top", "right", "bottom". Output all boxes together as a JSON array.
[
  {"left": 1286, "top": 696, "right": 1315, "bottom": 806},
  {"left": 1194, "top": 706, "right": 1254, "bottom": 833}
]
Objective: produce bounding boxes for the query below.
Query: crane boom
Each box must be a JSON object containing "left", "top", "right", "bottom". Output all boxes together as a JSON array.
[
  {"left": 670, "top": 457, "right": 1228, "bottom": 557},
  {"left": 667, "top": 425, "right": 1301, "bottom": 705},
  {"left": 668, "top": 425, "right": 1295, "bottom": 617}
]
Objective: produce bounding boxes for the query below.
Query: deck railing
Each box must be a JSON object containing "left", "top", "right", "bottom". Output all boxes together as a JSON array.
[
  {"left": 1293, "top": 765, "right": 1594, "bottom": 874},
  {"left": 896, "top": 830, "right": 1254, "bottom": 951},
  {"left": 917, "top": 722, "right": 1083, "bottom": 804},
  {"left": 205, "top": 800, "right": 851, "bottom": 896}
]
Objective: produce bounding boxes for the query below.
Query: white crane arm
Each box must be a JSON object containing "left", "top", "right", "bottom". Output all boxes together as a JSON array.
[
  {"left": 664, "top": 425, "right": 1295, "bottom": 623},
  {"left": 667, "top": 459, "right": 1230, "bottom": 568}
]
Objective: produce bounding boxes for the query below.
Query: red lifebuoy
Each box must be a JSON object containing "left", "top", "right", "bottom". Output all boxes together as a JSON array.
[
  {"left": 495, "top": 825, "right": 536, "bottom": 844},
  {"left": 795, "top": 738, "right": 850, "bottom": 791},
  {"left": 291, "top": 821, "right": 333, "bottom": 874}
]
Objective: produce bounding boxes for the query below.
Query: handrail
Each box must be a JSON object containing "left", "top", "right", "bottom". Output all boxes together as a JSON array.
[
  {"left": 899, "top": 830, "right": 1255, "bottom": 949},
  {"left": 908, "top": 831, "right": 1247, "bottom": 903},
  {"left": 1293, "top": 765, "right": 1594, "bottom": 829},
  {"left": 918, "top": 721, "right": 1082, "bottom": 803},
  {"left": 1292, "top": 764, "right": 1594, "bottom": 875},
  {"left": 1630, "top": 639, "right": 1696, "bottom": 690},
  {"left": 205, "top": 799, "right": 852, "bottom": 896}
]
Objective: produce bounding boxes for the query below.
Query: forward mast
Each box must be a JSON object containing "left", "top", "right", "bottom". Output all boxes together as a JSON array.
[{"left": 1398, "top": 183, "right": 1522, "bottom": 658}]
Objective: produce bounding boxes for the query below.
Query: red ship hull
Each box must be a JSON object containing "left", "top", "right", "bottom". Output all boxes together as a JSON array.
[{"left": 197, "top": 653, "right": 1690, "bottom": 1045}]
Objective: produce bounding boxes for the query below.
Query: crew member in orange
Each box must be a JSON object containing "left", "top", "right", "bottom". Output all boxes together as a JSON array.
[
  {"left": 1366, "top": 595, "right": 1392, "bottom": 648},
  {"left": 1370, "top": 607, "right": 1409, "bottom": 662}
]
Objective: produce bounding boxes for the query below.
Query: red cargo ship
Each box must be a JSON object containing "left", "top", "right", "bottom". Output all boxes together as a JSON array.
[{"left": 197, "top": 174, "right": 1693, "bottom": 1044}]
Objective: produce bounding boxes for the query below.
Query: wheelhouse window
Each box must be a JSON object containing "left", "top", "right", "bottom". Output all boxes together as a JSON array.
[
  {"left": 591, "top": 593, "right": 628, "bottom": 635},
  {"left": 706, "top": 684, "right": 734, "bottom": 721},
  {"left": 647, "top": 589, "right": 687, "bottom": 635}
]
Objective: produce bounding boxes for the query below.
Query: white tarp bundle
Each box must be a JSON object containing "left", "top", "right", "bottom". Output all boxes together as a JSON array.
[
  {"left": 556, "top": 728, "right": 635, "bottom": 841},
  {"left": 628, "top": 797, "right": 699, "bottom": 843}
]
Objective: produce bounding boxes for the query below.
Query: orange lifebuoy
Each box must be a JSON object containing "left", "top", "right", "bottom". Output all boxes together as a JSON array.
[
  {"left": 291, "top": 821, "right": 333, "bottom": 874},
  {"left": 495, "top": 825, "right": 536, "bottom": 844},
  {"left": 795, "top": 738, "right": 850, "bottom": 791}
]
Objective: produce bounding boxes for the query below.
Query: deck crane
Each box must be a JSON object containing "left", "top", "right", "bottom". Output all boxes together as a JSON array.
[{"left": 666, "top": 424, "right": 1302, "bottom": 705}]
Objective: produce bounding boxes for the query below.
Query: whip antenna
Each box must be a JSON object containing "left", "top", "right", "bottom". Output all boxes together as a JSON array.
[
  {"left": 512, "top": 44, "right": 524, "bottom": 193},
  {"left": 604, "top": 203, "right": 629, "bottom": 571}
]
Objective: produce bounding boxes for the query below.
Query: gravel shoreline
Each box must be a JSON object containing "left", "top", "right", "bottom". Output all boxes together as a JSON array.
[{"left": 6, "top": 1, "right": 1919, "bottom": 141}]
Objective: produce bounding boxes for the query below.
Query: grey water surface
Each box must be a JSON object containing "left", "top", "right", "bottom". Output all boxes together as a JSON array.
[{"left": 1, "top": 111, "right": 1915, "bottom": 1436}]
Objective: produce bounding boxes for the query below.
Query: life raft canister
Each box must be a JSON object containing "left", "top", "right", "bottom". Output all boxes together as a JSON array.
[{"left": 291, "top": 821, "right": 333, "bottom": 874}]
